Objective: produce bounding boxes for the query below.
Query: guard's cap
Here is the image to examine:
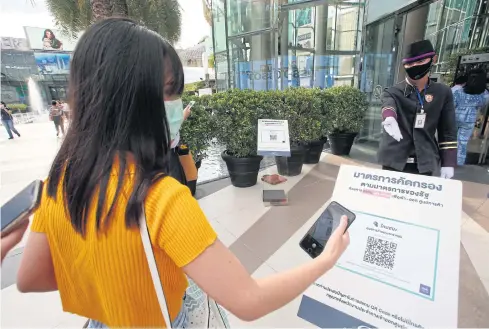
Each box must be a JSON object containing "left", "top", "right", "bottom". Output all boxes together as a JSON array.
[{"left": 402, "top": 40, "right": 435, "bottom": 64}]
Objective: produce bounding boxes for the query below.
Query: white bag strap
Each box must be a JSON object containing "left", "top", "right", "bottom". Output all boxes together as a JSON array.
[{"left": 139, "top": 208, "right": 173, "bottom": 329}]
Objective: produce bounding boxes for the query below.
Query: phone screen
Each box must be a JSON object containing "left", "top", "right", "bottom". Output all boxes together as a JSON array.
[
  {"left": 300, "top": 201, "right": 355, "bottom": 258},
  {"left": 1, "top": 180, "right": 42, "bottom": 232},
  {"left": 186, "top": 101, "right": 196, "bottom": 109}
]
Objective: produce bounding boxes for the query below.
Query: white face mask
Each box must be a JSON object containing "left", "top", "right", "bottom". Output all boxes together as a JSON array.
[{"left": 164, "top": 98, "right": 184, "bottom": 140}]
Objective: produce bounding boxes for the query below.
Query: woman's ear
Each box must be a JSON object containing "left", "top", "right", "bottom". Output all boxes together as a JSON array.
[{"left": 432, "top": 54, "right": 438, "bottom": 64}]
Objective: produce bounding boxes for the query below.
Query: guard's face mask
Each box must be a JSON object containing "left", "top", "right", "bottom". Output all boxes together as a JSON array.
[{"left": 404, "top": 57, "right": 433, "bottom": 80}]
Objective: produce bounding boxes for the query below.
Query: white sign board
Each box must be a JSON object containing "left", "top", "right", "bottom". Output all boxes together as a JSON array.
[
  {"left": 257, "top": 119, "right": 291, "bottom": 157},
  {"left": 198, "top": 88, "right": 213, "bottom": 96},
  {"left": 297, "top": 165, "right": 462, "bottom": 328}
]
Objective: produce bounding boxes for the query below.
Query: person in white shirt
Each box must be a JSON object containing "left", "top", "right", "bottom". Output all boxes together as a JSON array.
[{"left": 61, "top": 101, "right": 71, "bottom": 121}]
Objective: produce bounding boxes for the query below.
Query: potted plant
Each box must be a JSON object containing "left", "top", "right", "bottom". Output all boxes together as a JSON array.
[
  {"left": 275, "top": 88, "right": 323, "bottom": 175},
  {"left": 212, "top": 89, "right": 276, "bottom": 187},
  {"left": 180, "top": 94, "right": 215, "bottom": 194},
  {"left": 323, "top": 86, "right": 368, "bottom": 156}
]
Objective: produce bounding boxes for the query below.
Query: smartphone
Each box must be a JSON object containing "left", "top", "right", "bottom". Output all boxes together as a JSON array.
[
  {"left": 299, "top": 201, "right": 356, "bottom": 258},
  {"left": 185, "top": 100, "right": 196, "bottom": 110},
  {"left": 1, "top": 180, "right": 43, "bottom": 237}
]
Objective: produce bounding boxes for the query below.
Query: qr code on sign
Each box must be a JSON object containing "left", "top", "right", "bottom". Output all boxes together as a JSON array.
[
  {"left": 270, "top": 134, "right": 277, "bottom": 141},
  {"left": 363, "top": 236, "right": 397, "bottom": 270}
]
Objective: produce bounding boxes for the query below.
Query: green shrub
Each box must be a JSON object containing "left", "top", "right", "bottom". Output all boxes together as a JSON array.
[
  {"left": 322, "top": 86, "right": 368, "bottom": 134},
  {"left": 7, "top": 103, "right": 28, "bottom": 112},
  {"left": 212, "top": 89, "right": 280, "bottom": 158},
  {"left": 180, "top": 94, "right": 215, "bottom": 162},
  {"left": 184, "top": 81, "right": 206, "bottom": 92},
  {"left": 280, "top": 88, "right": 323, "bottom": 143}
]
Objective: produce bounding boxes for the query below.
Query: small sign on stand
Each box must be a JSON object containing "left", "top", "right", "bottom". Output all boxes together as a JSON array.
[{"left": 257, "top": 119, "right": 291, "bottom": 206}]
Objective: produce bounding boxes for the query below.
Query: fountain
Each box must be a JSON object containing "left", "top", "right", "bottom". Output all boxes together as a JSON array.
[{"left": 27, "top": 77, "right": 44, "bottom": 115}]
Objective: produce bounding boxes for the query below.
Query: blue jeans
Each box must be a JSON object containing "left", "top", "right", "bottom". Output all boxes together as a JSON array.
[
  {"left": 87, "top": 296, "right": 188, "bottom": 328},
  {"left": 2, "top": 119, "right": 20, "bottom": 139},
  {"left": 456, "top": 121, "right": 475, "bottom": 166}
]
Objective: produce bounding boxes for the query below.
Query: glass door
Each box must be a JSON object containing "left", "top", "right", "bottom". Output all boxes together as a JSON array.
[{"left": 358, "top": 16, "right": 398, "bottom": 144}]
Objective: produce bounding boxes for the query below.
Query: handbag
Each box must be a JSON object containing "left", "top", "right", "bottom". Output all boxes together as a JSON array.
[{"left": 139, "top": 208, "right": 230, "bottom": 328}]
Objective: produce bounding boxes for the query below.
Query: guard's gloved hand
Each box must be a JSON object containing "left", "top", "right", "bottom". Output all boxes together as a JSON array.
[
  {"left": 382, "top": 117, "right": 403, "bottom": 142},
  {"left": 440, "top": 167, "right": 454, "bottom": 179}
]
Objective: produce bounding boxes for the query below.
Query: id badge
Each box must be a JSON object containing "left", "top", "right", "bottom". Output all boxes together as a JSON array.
[{"left": 414, "top": 113, "right": 426, "bottom": 129}]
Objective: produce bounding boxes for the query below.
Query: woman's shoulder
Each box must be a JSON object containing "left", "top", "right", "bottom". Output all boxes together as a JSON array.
[{"left": 146, "top": 175, "right": 191, "bottom": 206}]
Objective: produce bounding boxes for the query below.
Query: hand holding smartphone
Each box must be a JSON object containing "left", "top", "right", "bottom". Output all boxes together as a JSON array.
[
  {"left": 183, "top": 101, "right": 196, "bottom": 120},
  {"left": 1, "top": 180, "right": 43, "bottom": 237},
  {"left": 300, "top": 201, "right": 354, "bottom": 259}
]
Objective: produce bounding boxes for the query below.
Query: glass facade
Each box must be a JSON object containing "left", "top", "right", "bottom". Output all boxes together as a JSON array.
[
  {"left": 1, "top": 48, "right": 70, "bottom": 106},
  {"left": 426, "top": 0, "right": 489, "bottom": 73},
  {"left": 359, "top": 0, "right": 489, "bottom": 145},
  {"left": 210, "top": 0, "right": 364, "bottom": 91}
]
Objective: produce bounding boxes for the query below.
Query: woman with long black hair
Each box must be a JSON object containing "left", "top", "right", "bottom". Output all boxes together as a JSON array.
[
  {"left": 16, "top": 18, "right": 350, "bottom": 328},
  {"left": 42, "top": 29, "right": 63, "bottom": 50},
  {"left": 453, "top": 68, "right": 489, "bottom": 165}
]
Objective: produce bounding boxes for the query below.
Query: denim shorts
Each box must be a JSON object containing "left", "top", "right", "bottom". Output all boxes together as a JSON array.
[{"left": 87, "top": 295, "right": 188, "bottom": 328}]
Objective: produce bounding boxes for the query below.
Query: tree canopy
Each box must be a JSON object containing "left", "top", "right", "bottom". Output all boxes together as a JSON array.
[{"left": 46, "top": 0, "right": 182, "bottom": 44}]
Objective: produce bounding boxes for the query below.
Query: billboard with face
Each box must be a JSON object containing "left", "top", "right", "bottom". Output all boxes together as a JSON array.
[
  {"left": 34, "top": 52, "right": 71, "bottom": 75},
  {"left": 24, "top": 26, "right": 78, "bottom": 51}
]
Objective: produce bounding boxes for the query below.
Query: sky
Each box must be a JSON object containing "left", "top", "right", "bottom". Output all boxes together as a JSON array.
[{"left": 0, "top": 0, "right": 210, "bottom": 48}]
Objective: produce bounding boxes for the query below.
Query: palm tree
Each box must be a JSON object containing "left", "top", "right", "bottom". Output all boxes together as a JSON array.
[
  {"left": 202, "top": 0, "right": 211, "bottom": 26},
  {"left": 45, "top": 0, "right": 181, "bottom": 44}
]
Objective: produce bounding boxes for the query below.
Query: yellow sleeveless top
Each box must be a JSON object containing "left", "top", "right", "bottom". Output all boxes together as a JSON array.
[{"left": 31, "top": 163, "right": 217, "bottom": 327}]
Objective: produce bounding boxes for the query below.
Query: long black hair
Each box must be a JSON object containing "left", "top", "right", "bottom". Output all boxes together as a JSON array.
[
  {"left": 43, "top": 29, "right": 55, "bottom": 40},
  {"left": 464, "top": 68, "right": 487, "bottom": 95},
  {"left": 43, "top": 29, "right": 63, "bottom": 49},
  {"left": 47, "top": 18, "right": 184, "bottom": 234}
]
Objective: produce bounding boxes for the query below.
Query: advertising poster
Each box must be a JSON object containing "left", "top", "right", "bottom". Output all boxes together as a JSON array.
[
  {"left": 24, "top": 26, "right": 78, "bottom": 51},
  {"left": 34, "top": 52, "right": 71, "bottom": 75},
  {"left": 297, "top": 165, "right": 462, "bottom": 328}
]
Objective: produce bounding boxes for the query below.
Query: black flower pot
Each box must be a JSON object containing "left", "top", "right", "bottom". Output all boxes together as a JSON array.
[
  {"left": 328, "top": 132, "right": 357, "bottom": 156},
  {"left": 275, "top": 145, "right": 306, "bottom": 176},
  {"left": 222, "top": 151, "right": 263, "bottom": 188},
  {"left": 304, "top": 140, "right": 325, "bottom": 164},
  {"left": 187, "top": 160, "right": 202, "bottom": 196}
]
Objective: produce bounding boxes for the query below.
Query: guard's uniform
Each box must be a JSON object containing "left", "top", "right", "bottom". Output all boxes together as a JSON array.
[{"left": 378, "top": 79, "right": 458, "bottom": 174}]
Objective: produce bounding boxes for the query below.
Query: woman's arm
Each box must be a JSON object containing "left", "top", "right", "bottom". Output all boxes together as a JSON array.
[
  {"left": 183, "top": 217, "right": 349, "bottom": 321},
  {"left": 17, "top": 232, "right": 57, "bottom": 292}
]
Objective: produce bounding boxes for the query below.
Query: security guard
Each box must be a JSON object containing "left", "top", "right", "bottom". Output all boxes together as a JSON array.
[{"left": 378, "top": 40, "right": 457, "bottom": 179}]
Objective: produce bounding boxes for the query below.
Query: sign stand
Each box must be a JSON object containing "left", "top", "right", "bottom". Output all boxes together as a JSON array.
[
  {"left": 297, "top": 165, "right": 462, "bottom": 328},
  {"left": 257, "top": 119, "right": 291, "bottom": 206}
]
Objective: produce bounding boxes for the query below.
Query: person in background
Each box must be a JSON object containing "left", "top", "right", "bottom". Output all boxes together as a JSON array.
[
  {"left": 16, "top": 18, "right": 350, "bottom": 328},
  {"left": 451, "top": 74, "right": 468, "bottom": 93},
  {"left": 453, "top": 68, "right": 489, "bottom": 166},
  {"left": 49, "top": 100, "right": 65, "bottom": 137},
  {"left": 1, "top": 101, "right": 21, "bottom": 140},
  {"left": 168, "top": 102, "right": 192, "bottom": 184},
  {"left": 61, "top": 101, "right": 71, "bottom": 121}
]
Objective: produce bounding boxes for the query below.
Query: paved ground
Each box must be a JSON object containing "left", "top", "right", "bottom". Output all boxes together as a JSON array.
[{"left": 1, "top": 122, "right": 488, "bottom": 328}]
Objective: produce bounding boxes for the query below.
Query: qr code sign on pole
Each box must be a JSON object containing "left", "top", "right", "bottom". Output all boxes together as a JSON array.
[
  {"left": 363, "top": 236, "right": 397, "bottom": 270},
  {"left": 270, "top": 133, "right": 277, "bottom": 141}
]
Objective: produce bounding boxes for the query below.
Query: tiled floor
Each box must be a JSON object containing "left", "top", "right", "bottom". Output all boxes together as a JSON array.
[{"left": 1, "top": 122, "right": 489, "bottom": 328}]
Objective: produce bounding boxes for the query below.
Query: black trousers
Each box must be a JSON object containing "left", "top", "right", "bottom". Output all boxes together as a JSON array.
[
  {"left": 169, "top": 147, "right": 187, "bottom": 184},
  {"left": 382, "top": 163, "right": 432, "bottom": 176}
]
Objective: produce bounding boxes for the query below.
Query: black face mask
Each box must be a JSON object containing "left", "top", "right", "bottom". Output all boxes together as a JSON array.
[{"left": 404, "top": 58, "right": 433, "bottom": 80}]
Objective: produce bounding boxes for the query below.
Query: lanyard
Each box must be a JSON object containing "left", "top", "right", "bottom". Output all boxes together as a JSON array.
[{"left": 415, "top": 85, "right": 427, "bottom": 113}]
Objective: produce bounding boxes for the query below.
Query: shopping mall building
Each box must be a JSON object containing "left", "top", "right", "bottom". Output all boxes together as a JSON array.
[{"left": 208, "top": 0, "right": 489, "bottom": 155}]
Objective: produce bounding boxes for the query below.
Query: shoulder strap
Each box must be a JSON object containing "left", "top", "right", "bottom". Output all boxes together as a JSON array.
[{"left": 139, "top": 208, "right": 173, "bottom": 329}]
